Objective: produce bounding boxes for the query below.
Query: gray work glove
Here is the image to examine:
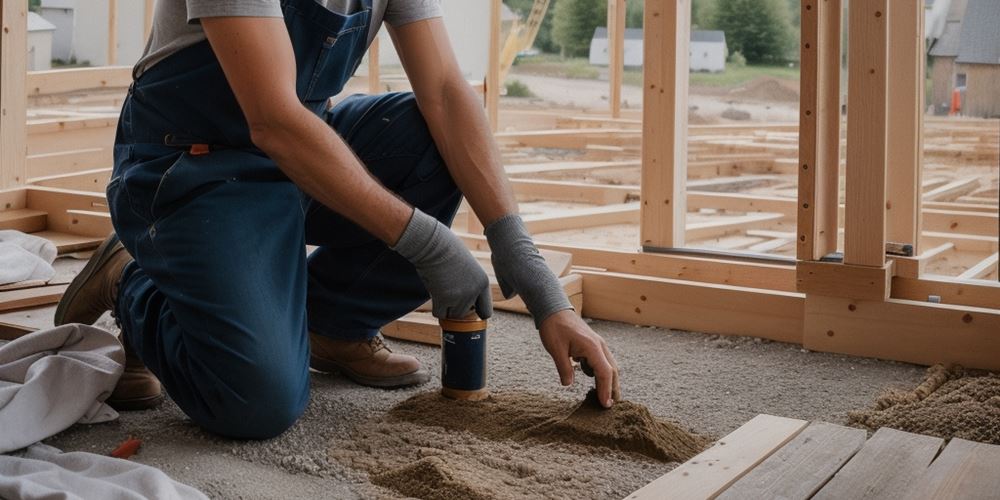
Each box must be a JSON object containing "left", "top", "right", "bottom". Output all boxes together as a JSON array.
[
  {"left": 485, "top": 214, "right": 573, "bottom": 329},
  {"left": 392, "top": 209, "right": 493, "bottom": 320}
]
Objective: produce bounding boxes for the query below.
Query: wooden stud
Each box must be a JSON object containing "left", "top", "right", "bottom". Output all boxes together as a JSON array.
[
  {"left": 797, "top": 0, "right": 841, "bottom": 261},
  {"left": 486, "top": 0, "right": 502, "bottom": 131},
  {"left": 640, "top": 0, "right": 689, "bottom": 250},
  {"left": 719, "top": 422, "right": 866, "bottom": 500},
  {"left": 814, "top": 428, "right": 943, "bottom": 500},
  {"left": 26, "top": 67, "right": 132, "bottom": 96},
  {"left": 797, "top": 260, "right": 894, "bottom": 302},
  {"left": 607, "top": 0, "right": 626, "bottom": 118},
  {"left": 367, "top": 36, "right": 380, "bottom": 95},
  {"left": 844, "top": 0, "right": 889, "bottom": 267},
  {"left": 885, "top": 0, "right": 924, "bottom": 254},
  {"left": 627, "top": 415, "right": 809, "bottom": 500},
  {"left": 0, "top": 0, "right": 28, "bottom": 190},
  {"left": 143, "top": 0, "right": 155, "bottom": 41},
  {"left": 107, "top": 0, "right": 118, "bottom": 66}
]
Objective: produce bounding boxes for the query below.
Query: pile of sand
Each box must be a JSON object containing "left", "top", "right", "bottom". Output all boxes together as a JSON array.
[
  {"left": 330, "top": 390, "right": 708, "bottom": 499},
  {"left": 849, "top": 364, "right": 1000, "bottom": 444},
  {"left": 727, "top": 78, "right": 800, "bottom": 103}
]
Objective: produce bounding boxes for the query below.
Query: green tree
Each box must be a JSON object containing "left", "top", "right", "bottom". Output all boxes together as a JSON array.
[
  {"left": 709, "top": 0, "right": 793, "bottom": 64},
  {"left": 551, "top": 0, "right": 606, "bottom": 57}
]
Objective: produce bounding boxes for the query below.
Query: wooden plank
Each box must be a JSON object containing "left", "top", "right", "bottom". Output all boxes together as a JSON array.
[
  {"left": 107, "top": 0, "right": 118, "bottom": 66},
  {"left": 383, "top": 311, "right": 441, "bottom": 346},
  {"left": 579, "top": 271, "right": 804, "bottom": 344},
  {"left": 906, "top": 438, "right": 1000, "bottom": 500},
  {"left": 506, "top": 160, "right": 639, "bottom": 176},
  {"left": 486, "top": 0, "right": 501, "bottom": 131},
  {"left": 64, "top": 209, "right": 113, "bottom": 238},
  {"left": 28, "top": 167, "right": 112, "bottom": 192},
  {"left": 885, "top": 0, "right": 924, "bottom": 253},
  {"left": 367, "top": 36, "right": 381, "bottom": 94},
  {"left": 923, "top": 178, "right": 980, "bottom": 202},
  {"left": 523, "top": 203, "right": 639, "bottom": 234},
  {"left": 26, "top": 148, "right": 113, "bottom": 179},
  {"left": 32, "top": 230, "right": 104, "bottom": 254},
  {"left": 718, "top": 422, "right": 866, "bottom": 500},
  {"left": 495, "top": 273, "right": 583, "bottom": 316},
  {"left": 797, "top": 260, "right": 894, "bottom": 301},
  {"left": 607, "top": 0, "right": 626, "bottom": 118},
  {"left": 814, "top": 428, "right": 943, "bottom": 500},
  {"left": 0, "top": 0, "right": 28, "bottom": 190},
  {"left": 0, "top": 284, "right": 67, "bottom": 313},
  {"left": 0, "top": 209, "right": 47, "bottom": 233},
  {"left": 844, "top": 0, "right": 889, "bottom": 267},
  {"left": 804, "top": 295, "right": 1000, "bottom": 371},
  {"left": 956, "top": 252, "right": 999, "bottom": 281},
  {"left": 688, "top": 192, "right": 795, "bottom": 216},
  {"left": 640, "top": 0, "right": 689, "bottom": 250},
  {"left": 923, "top": 209, "right": 998, "bottom": 237},
  {"left": 892, "top": 275, "right": 1000, "bottom": 310},
  {"left": 510, "top": 179, "right": 637, "bottom": 205},
  {"left": 626, "top": 415, "right": 809, "bottom": 500},
  {"left": 797, "top": 0, "right": 842, "bottom": 260},
  {"left": 687, "top": 213, "right": 785, "bottom": 241},
  {"left": 25, "top": 67, "right": 132, "bottom": 96},
  {"left": 143, "top": 0, "right": 154, "bottom": 40}
]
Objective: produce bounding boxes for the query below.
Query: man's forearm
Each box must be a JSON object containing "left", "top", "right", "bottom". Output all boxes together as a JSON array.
[{"left": 252, "top": 105, "right": 412, "bottom": 245}]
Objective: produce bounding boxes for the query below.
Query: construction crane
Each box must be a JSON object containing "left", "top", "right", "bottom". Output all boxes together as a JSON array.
[{"left": 499, "top": 0, "right": 551, "bottom": 82}]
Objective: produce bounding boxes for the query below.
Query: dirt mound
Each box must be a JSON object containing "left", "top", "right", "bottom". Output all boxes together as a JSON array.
[
  {"left": 849, "top": 364, "right": 1000, "bottom": 444},
  {"left": 330, "top": 390, "right": 708, "bottom": 499},
  {"left": 728, "top": 77, "right": 800, "bottom": 103}
]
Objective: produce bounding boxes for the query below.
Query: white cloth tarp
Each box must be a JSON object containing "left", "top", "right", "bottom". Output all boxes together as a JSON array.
[
  {"left": 0, "top": 231, "right": 57, "bottom": 285},
  {"left": 0, "top": 443, "right": 208, "bottom": 500}
]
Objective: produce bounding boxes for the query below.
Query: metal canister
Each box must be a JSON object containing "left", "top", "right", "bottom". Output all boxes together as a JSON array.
[{"left": 439, "top": 316, "right": 489, "bottom": 401}]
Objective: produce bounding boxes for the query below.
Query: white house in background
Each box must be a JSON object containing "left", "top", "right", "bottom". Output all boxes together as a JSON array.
[
  {"left": 373, "top": 0, "right": 518, "bottom": 81},
  {"left": 27, "top": 12, "right": 56, "bottom": 71},
  {"left": 689, "top": 30, "right": 727, "bottom": 72},
  {"left": 39, "top": 0, "right": 150, "bottom": 67},
  {"left": 588, "top": 27, "right": 643, "bottom": 67},
  {"left": 590, "top": 28, "right": 728, "bottom": 72}
]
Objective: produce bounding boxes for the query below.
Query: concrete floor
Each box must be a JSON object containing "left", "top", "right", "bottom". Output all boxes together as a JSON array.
[{"left": 45, "top": 310, "right": 927, "bottom": 499}]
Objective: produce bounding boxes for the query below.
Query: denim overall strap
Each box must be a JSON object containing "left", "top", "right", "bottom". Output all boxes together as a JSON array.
[{"left": 123, "top": 0, "right": 373, "bottom": 149}]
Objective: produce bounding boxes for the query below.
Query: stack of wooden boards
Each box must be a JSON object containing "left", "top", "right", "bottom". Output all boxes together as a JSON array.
[
  {"left": 628, "top": 414, "right": 1000, "bottom": 500},
  {"left": 383, "top": 249, "right": 582, "bottom": 345}
]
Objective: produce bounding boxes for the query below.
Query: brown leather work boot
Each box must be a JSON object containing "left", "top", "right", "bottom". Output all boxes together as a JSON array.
[
  {"left": 310, "top": 334, "right": 430, "bottom": 388},
  {"left": 55, "top": 233, "right": 164, "bottom": 410}
]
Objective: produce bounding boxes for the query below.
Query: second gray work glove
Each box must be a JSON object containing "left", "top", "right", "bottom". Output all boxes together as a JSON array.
[{"left": 392, "top": 208, "right": 493, "bottom": 320}]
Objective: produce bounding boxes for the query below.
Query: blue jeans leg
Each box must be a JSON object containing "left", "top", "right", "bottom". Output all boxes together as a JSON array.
[
  {"left": 304, "top": 92, "right": 463, "bottom": 340},
  {"left": 111, "top": 148, "right": 310, "bottom": 440}
]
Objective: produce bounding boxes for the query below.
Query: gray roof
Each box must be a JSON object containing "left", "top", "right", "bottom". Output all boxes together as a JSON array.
[
  {"left": 592, "top": 27, "right": 725, "bottom": 44},
  {"left": 930, "top": 20, "right": 963, "bottom": 57},
  {"left": 955, "top": 0, "right": 1000, "bottom": 64}
]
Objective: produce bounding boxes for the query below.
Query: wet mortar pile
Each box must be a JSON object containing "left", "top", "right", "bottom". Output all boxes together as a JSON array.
[
  {"left": 330, "top": 390, "right": 709, "bottom": 500},
  {"left": 849, "top": 364, "right": 1000, "bottom": 444}
]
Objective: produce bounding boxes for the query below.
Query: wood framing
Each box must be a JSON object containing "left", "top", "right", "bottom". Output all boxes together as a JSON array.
[
  {"left": 885, "top": 0, "right": 924, "bottom": 253},
  {"left": 640, "top": 0, "right": 689, "bottom": 250},
  {"left": 607, "top": 0, "right": 626, "bottom": 118},
  {"left": 797, "top": 260, "right": 894, "bottom": 302},
  {"left": 0, "top": 0, "right": 28, "bottom": 190},
  {"left": 844, "top": 0, "right": 890, "bottom": 267},
  {"left": 486, "top": 0, "right": 502, "bottom": 131},
  {"left": 796, "top": 0, "right": 841, "bottom": 261},
  {"left": 368, "top": 37, "right": 381, "bottom": 95},
  {"left": 108, "top": 0, "right": 118, "bottom": 66},
  {"left": 144, "top": 0, "right": 154, "bottom": 40}
]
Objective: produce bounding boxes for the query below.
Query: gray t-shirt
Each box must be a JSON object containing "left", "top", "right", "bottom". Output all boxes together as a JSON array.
[{"left": 135, "top": 0, "right": 441, "bottom": 77}]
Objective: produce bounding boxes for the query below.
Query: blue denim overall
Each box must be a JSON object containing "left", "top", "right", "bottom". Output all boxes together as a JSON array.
[{"left": 110, "top": 0, "right": 461, "bottom": 439}]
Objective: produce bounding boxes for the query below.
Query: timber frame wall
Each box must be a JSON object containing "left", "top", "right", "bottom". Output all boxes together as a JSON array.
[{"left": 1, "top": 0, "right": 998, "bottom": 370}]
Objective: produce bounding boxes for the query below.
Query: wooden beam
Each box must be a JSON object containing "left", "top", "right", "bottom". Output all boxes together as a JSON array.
[
  {"left": 804, "top": 295, "right": 1000, "bottom": 371},
  {"left": 627, "top": 415, "right": 809, "bottom": 500},
  {"left": 956, "top": 252, "right": 998, "bottom": 281},
  {"left": 640, "top": 0, "right": 689, "bottom": 250},
  {"left": 844, "top": 0, "right": 889, "bottom": 267},
  {"left": 522, "top": 203, "right": 639, "bottom": 234},
  {"left": 0, "top": 284, "right": 68, "bottom": 313},
  {"left": 383, "top": 311, "right": 441, "bottom": 346},
  {"left": 27, "top": 148, "right": 113, "bottom": 179},
  {"left": 144, "top": 0, "right": 154, "bottom": 41},
  {"left": 28, "top": 167, "right": 111, "bottom": 192},
  {"left": 509, "top": 179, "right": 637, "bottom": 205},
  {"left": 0, "top": 208, "right": 47, "bottom": 232},
  {"left": 26, "top": 67, "right": 132, "bottom": 96},
  {"left": 797, "top": 260, "right": 894, "bottom": 302},
  {"left": 367, "top": 36, "right": 380, "bottom": 95},
  {"left": 607, "top": 0, "right": 626, "bottom": 118},
  {"left": 486, "top": 0, "right": 501, "bottom": 131},
  {"left": 885, "top": 0, "right": 924, "bottom": 252},
  {"left": 107, "top": 0, "right": 118, "bottom": 66},
  {"left": 686, "top": 213, "right": 785, "bottom": 241},
  {"left": 0, "top": 0, "right": 28, "bottom": 190},
  {"left": 892, "top": 276, "right": 1000, "bottom": 310},
  {"left": 579, "top": 270, "right": 804, "bottom": 344}
]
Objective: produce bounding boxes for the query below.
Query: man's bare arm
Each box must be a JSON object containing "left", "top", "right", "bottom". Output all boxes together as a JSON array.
[{"left": 201, "top": 17, "right": 411, "bottom": 244}]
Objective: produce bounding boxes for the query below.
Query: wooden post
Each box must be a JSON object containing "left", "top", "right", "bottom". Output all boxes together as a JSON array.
[
  {"left": 844, "top": 0, "right": 889, "bottom": 267},
  {"left": 107, "top": 0, "right": 118, "bottom": 65},
  {"left": 368, "top": 36, "right": 381, "bottom": 95},
  {"left": 640, "top": 0, "right": 690, "bottom": 250},
  {"left": 886, "top": 0, "right": 924, "bottom": 255},
  {"left": 0, "top": 0, "right": 27, "bottom": 190},
  {"left": 797, "top": 0, "right": 842, "bottom": 261},
  {"left": 486, "top": 0, "right": 502, "bottom": 131},
  {"left": 144, "top": 0, "right": 155, "bottom": 41},
  {"left": 607, "top": 0, "right": 626, "bottom": 118}
]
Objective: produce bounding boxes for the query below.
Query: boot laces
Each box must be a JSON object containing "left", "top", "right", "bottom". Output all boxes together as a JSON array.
[{"left": 369, "top": 335, "right": 391, "bottom": 354}]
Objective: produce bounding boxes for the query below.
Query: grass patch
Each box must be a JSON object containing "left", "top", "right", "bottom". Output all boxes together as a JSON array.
[
  {"left": 505, "top": 79, "right": 536, "bottom": 98},
  {"left": 689, "top": 64, "right": 800, "bottom": 87},
  {"left": 512, "top": 55, "right": 600, "bottom": 80}
]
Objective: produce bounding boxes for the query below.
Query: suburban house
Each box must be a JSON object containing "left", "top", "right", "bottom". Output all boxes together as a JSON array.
[
  {"left": 27, "top": 12, "right": 56, "bottom": 71},
  {"left": 589, "top": 28, "right": 728, "bottom": 73},
  {"left": 928, "top": 0, "right": 1000, "bottom": 117},
  {"left": 39, "top": 0, "right": 154, "bottom": 66}
]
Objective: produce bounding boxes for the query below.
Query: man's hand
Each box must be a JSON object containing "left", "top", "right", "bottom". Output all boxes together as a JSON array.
[{"left": 539, "top": 310, "right": 621, "bottom": 408}]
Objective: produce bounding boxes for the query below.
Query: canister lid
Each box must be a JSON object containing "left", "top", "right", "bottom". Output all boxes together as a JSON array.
[{"left": 439, "top": 316, "right": 488, "bottom": 332}]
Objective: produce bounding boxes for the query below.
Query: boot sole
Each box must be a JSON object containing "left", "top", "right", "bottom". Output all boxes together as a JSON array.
[
  {"left": 310, "top": 355, "right": 431, "bottom": 388},
  {"left": 54, "top": 233, "right": 122, "bottom": 327}
]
